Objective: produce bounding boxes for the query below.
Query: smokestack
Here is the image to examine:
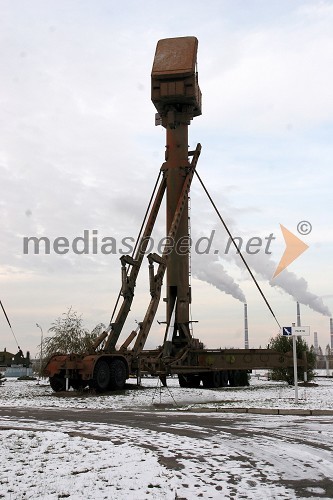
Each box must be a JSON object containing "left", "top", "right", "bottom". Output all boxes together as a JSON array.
[
  {"left": 314, "top": 332, "right": 319, "bottom": 355},
  {"left": 296, "top": 301, "right": 301, "bottom": 327},
  {"left": 244, "top": 303, "right": 249, "bottom": 349},
  {"left": 330, "top": 318, "right": 333, "bottom": 350}
]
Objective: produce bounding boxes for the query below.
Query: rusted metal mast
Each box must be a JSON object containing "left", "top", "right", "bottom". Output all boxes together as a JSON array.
[{"left": 151, "top": 36, "right": 202, "bottom": 350}]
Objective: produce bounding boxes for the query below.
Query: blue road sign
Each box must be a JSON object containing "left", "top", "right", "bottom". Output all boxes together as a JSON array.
[{"left": 282, "top": 326, "right": 292, "bottom": 336}]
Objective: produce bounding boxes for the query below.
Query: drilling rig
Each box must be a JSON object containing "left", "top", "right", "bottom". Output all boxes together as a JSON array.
[{"left": 44, "top": 36, "right": 306, "bottom": 392}]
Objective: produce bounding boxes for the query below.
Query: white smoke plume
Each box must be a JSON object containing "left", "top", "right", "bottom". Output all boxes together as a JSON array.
[
  {"left": 271, "top": 266, "right": 331, "bottom": 317},
  {"left": 212, "top": 227, "right": 332, "bottom": 317},
  {"left": 191, "top": 230, "right": 246, "bottom": 303},
  {"left": 193, "top": 257, "right": 246, "bottom": 303}
]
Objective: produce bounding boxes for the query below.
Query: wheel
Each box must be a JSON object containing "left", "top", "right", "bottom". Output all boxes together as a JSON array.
[
  {"left": 93, "top": 359, "right": 111, "bottom": 392},
  {"left": 178, "top": 374, "right": 200, "bottom": 388},
  {"left": 202, "top": 372, "right": 220, "bottom": 388},
  {"left": 178, "top": 374, "right": 190, "bottom": 387},
  {"left": 202, "top": 373, "right": 211, "bottom": 388},
  {"left": 70, "top": 378, "right": 87, "bottom": 391},
  {"left": 109, "top": 359, "right": 127, "bottom": 390},
  {"left": 229, "top": 370, "right": 241, "bottom": 387},
  {"left": 228, "top": 370, "right": 235, "bottom": 387},
  {"left": 49, "top": 374, "right": 66, "bottom": 392},
  {"left": 238, "top": 370, "right": 250, "bottom": 386},
  {"left": 187, "top": 375, "right": 201, "bottom": 388},
  {"left": 211, "top": 371, "right": 221, "bottom": 388},
  {"left": 220, "top": 370, "right": 229, "bottom": 387}
]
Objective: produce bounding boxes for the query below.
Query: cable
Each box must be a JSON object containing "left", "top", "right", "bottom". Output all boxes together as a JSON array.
[
  {"left": 194, "top": 170, "right": 281, "bottom": 329},
  {"left": 131, "top": 171, "right": 162, "bottom": 259},
  {"left": 188, "top": 194, "right": 194, "bottom": 337},
  {"left": 0, "top": 299, "right": 20, "bottom": 348},
  {"left": 109, "top": 171, "right": 162, "bottom": 324}
]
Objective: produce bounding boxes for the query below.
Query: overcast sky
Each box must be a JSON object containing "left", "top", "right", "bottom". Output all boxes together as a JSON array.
[{"left": 1, "top": 0, "right": 332, "bottom": 355}]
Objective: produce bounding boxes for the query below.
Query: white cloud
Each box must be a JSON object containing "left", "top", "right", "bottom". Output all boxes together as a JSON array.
[{"left": 201, "top": 2, "right": 333, "bottom": 132}]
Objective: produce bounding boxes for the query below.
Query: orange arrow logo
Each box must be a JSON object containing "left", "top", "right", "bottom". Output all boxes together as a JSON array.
[{"left": 273, "top": 225, "right": 309, "bottom": 278}]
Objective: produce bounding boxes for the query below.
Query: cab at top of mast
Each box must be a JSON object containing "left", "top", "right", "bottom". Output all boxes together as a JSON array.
[{"left": 151, "top": 36, "right": 202, "bottom": 119}]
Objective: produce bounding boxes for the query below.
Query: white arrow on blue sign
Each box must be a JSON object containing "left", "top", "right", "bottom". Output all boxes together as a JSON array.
[{"left": 282, "top": 326, "right": 292, "bottom": 336}]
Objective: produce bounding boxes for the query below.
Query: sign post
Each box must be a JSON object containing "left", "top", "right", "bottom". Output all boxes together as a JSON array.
[
  {"left": 292, "top": 325, "right": 310, "bottom": 385},
  {"left": 282, "top": 324, "right": 310, "bottom": 403},
  {"left": 292, "top": 324, "right": 298, "bottom": 404}
]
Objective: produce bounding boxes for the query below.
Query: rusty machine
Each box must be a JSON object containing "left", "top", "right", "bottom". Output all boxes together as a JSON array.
[{"left": 45, "top": 37, "right": 305, "bottom": 392}]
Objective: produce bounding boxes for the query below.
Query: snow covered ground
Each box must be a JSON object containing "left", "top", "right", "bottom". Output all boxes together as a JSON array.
[
  {"left": 0, "top": 429, "right": 174, "bottom": 500},
  {"left": 1, "top": 375, "right": 333, "bottom": 499},
  {"left": 0, "top": 372, "right": 333, "bottom": 411}
]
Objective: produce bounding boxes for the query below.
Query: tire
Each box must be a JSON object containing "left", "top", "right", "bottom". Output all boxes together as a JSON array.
[
  {"left": 229, "top": 370, "right": 242, "bottom": 387},
  {"left": 220, "top": 370, "right": 229, "bottom": 387},
  {"left": 178, "top": 374, "right": 189, "bottom": 387},
  {"left": 178, "top": 374, "right": 201, "bottom": 388},
  {"left": 93, "top": 359, "right": 111, "bottom": 392},
  {"left": 202, "top": 373, "right": 211, "bottom": 388},
  {"left": 109, "top": 359, "right": 127, "bottom": 390},
  {"left": 49, "top": 374, "right": 66, "bottom": 392},
  {"left": 233, "top": 370, "right": 241, "bottom": 386},
  {"left": 228, "top": 370, "right": 235, "bottom": 387},
  {"left": 70, "top": 378, "right": 87, "bottom": 391},
  {"left": 202, "top": 372, "right": 220, "bottom": 388},
  {"left": 187, "top": 375, "right": 201, "bottom": 388},
  {"left": 211, "top": 371, "right": 221, "bottom": 388},
  {"left": 238, "top": 370, "right": 250, "bottom": 386}
]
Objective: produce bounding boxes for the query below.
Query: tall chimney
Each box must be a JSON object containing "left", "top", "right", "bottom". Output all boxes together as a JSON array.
[
  {"left": 296, "top": 301, "right": 301, "bottom": 327},
  {"left": 330, "top": 318, "right": 333, "bottom": 350},
  {"left": 244, "top": 303, "right": 249, "bottom": 349},
  {"left": 314, "top": 331, "right": 319, "bottom": 354}
]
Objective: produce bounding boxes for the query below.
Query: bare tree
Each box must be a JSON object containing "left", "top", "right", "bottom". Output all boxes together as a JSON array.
[{"left": 38, "top": 308, "right": 106, "bottom": 363}]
